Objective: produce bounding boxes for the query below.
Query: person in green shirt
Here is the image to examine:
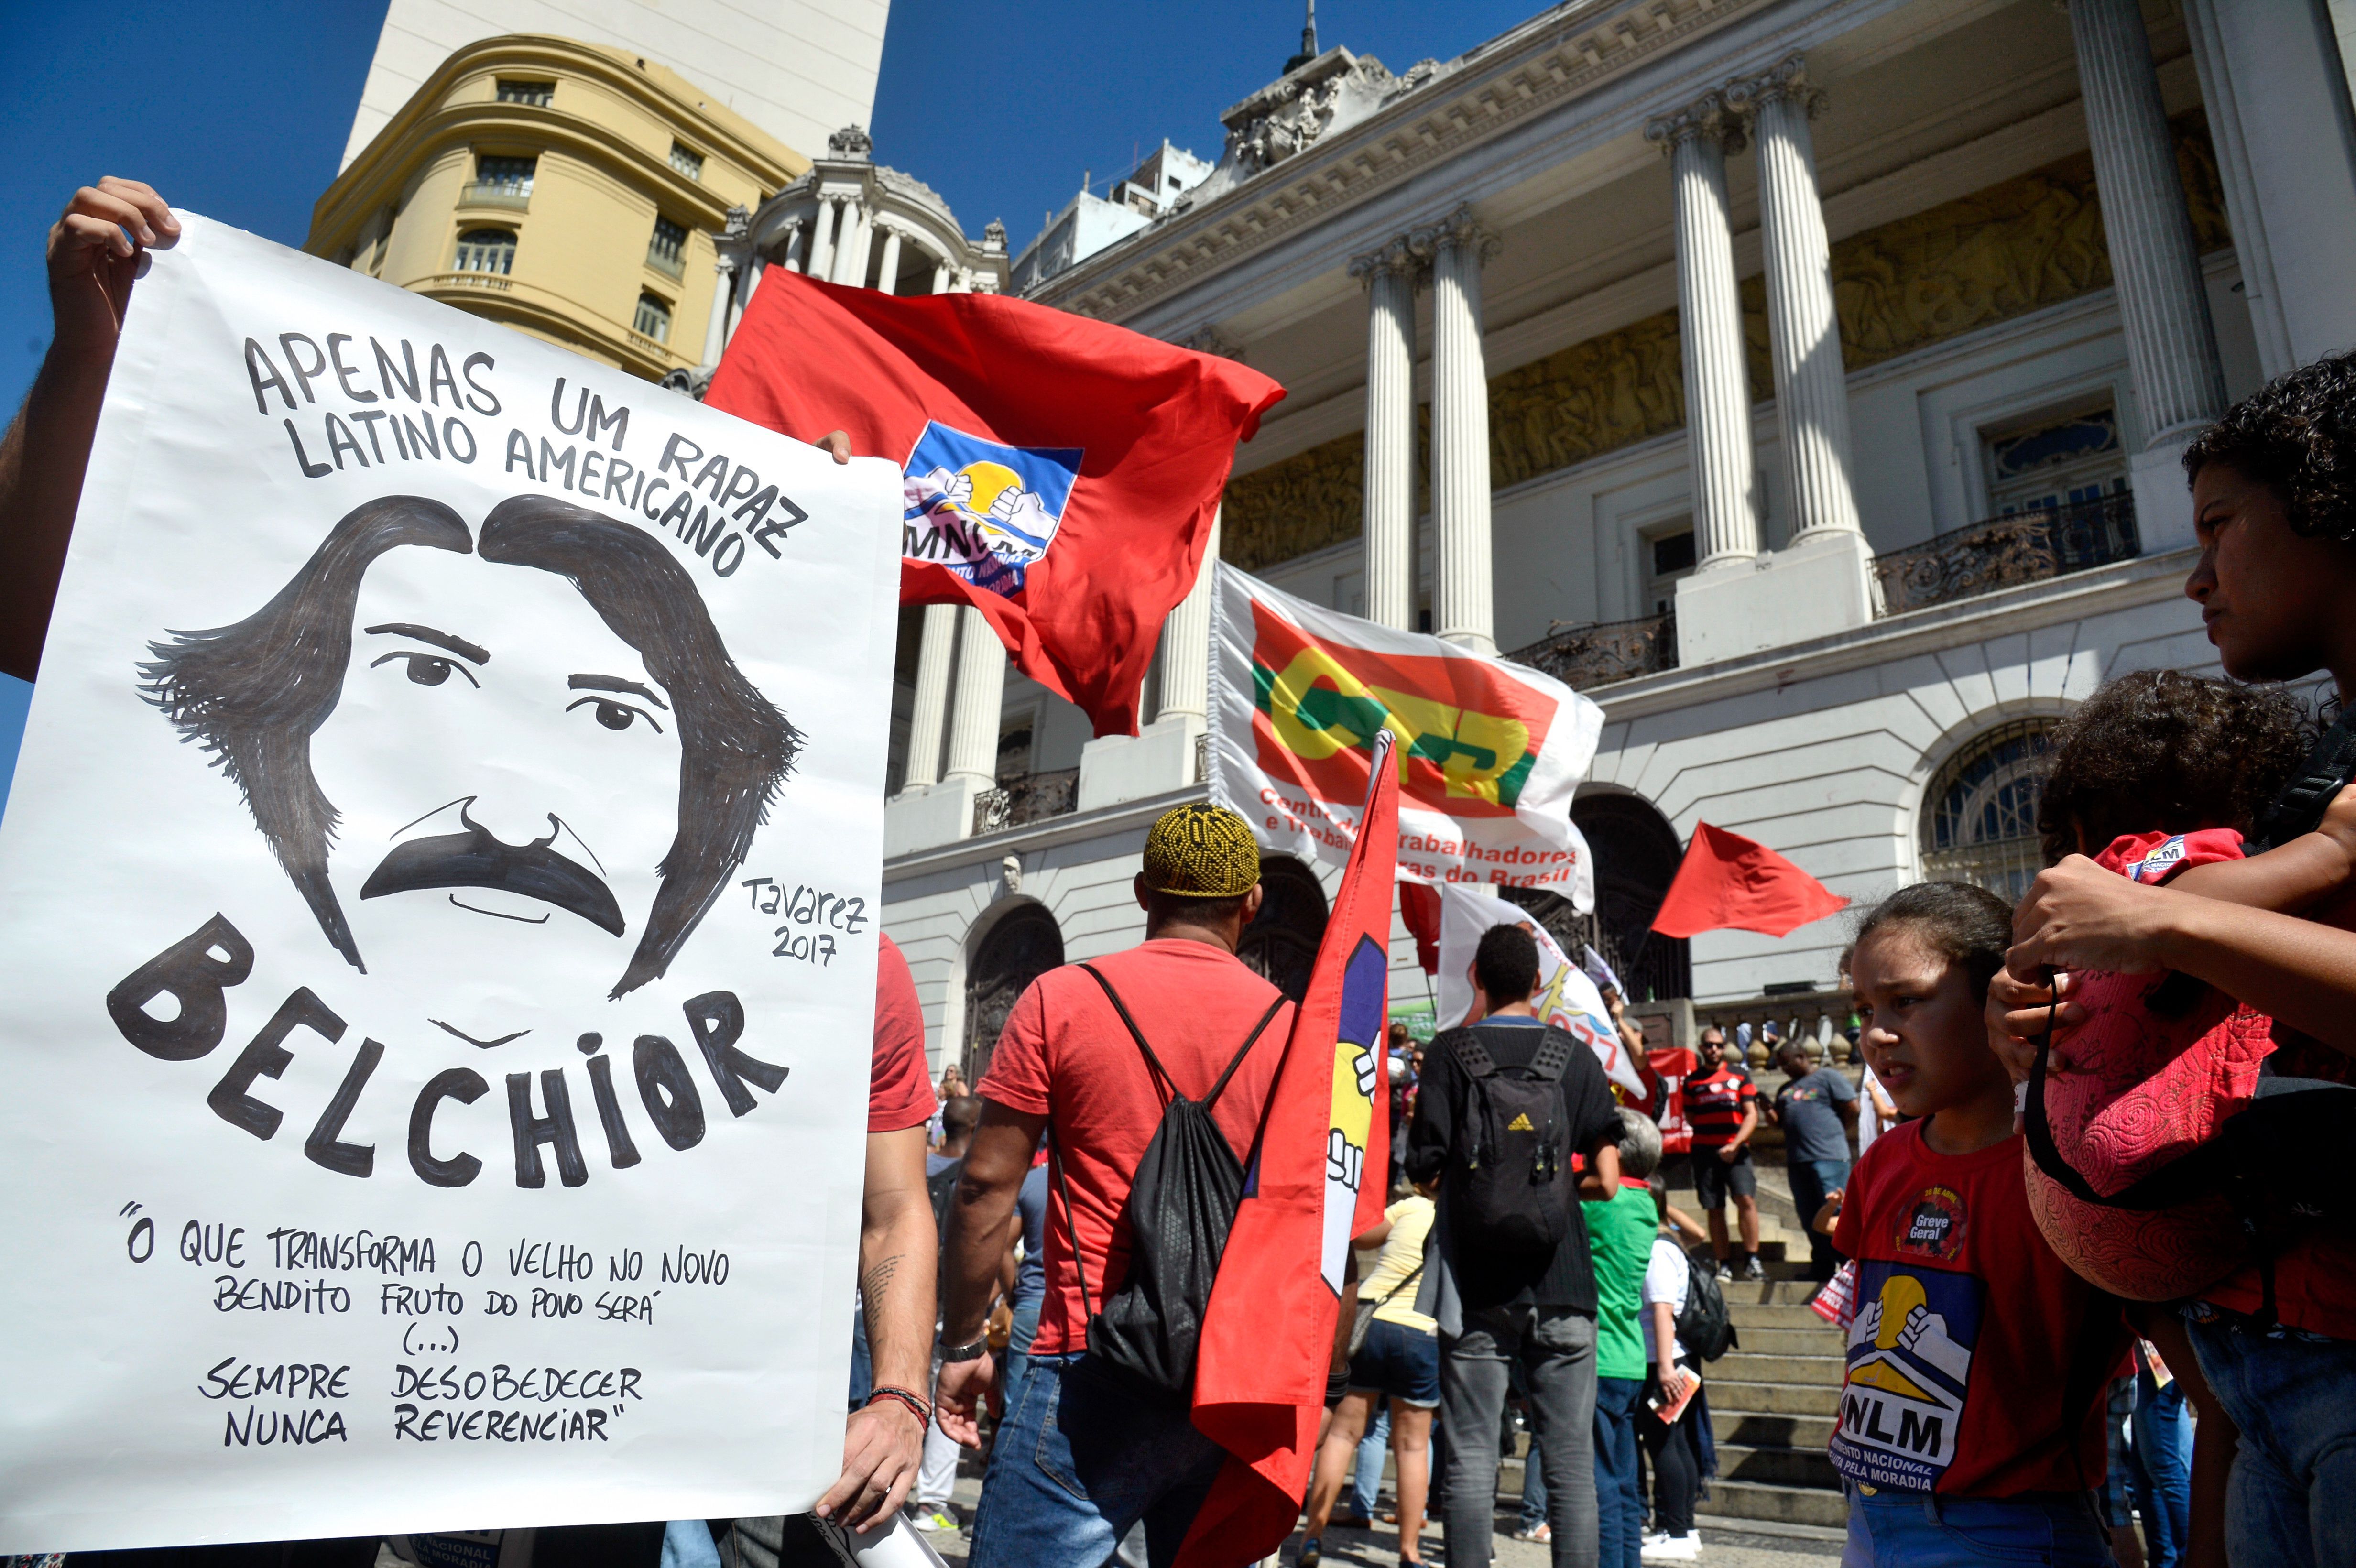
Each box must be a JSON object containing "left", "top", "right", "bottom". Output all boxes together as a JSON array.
[{"left": 1584, "top": 1107, "right": 1665, "bottom": 1568}]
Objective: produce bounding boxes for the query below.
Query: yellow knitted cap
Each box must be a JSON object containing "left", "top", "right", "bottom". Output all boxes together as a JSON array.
[{"left": 1142, "top": 803, "right": 1262, "bottom": 898}]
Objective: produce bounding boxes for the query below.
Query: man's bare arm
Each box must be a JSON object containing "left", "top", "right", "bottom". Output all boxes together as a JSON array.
[
  {"left": 934, "top": 1100, "right": 1046, "bottom": 1445},
  {"left": 1, "top": 180, "right": 178, "bottom": 681},
  {"left": 815, "top": 1124, "right": 932, "bottom": 1528}
]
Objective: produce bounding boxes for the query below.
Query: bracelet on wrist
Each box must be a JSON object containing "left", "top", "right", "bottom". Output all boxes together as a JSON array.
[
  {"left": 938, "top": 1336, "right": 991, "bottom": 1365},
  {"left": 865, "top": 1385, "right": 933, "bottom": 1429}
]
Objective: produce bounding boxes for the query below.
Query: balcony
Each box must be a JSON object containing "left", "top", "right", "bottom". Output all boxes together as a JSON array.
[
  {"left": 644, "top": 243, "right": 686, "bottom": 281},
  {"left": 1507, "top": 610, "right": 1677, "bottom": 692},
  {"left": 972, "top": 768, "right": 1080, "bottom": 835},
  {"left": 458, "top": 182, "right": 532, "bottom": 212},
  {"left": 1873, "top": 492, "right": 2139, "bottom": 617}
]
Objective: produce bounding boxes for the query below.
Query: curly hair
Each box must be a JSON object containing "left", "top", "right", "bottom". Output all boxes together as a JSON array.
[
  {"left": 2182, "top": 349, "right": 2356, "bottom": 542},
  {"left": 2034, "top": 671, "right": 2310, "bottom": 864}
]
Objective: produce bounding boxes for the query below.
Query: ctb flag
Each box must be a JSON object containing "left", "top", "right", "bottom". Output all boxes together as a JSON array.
[
  {"left": 1179, "top": 733, "right": 1399, "bottom": 1567},
  {"left": 708, "top": 268, "right": 1284, "bottom": 736},
  {"left": 1650, "top": 821, "right": 1849, "bottom": 939}
]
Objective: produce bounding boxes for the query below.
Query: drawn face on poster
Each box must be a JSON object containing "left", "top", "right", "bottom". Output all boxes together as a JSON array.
[{"left": 141, "top": 494, "right": 797, "bottom": 1047}]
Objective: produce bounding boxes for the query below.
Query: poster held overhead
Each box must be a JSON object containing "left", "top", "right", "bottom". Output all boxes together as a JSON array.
[
  {"left": 1433, "top": 882, "right": 1647, "bottom": 1098},
  {"left": 0, "top": 214, "right": 903, "bottom": 1551}
]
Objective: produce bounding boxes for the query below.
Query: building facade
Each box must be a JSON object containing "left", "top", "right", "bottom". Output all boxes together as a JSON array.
[
  {"left": 341, "top": 0, "right": 889, "bottom": 177},
  {"left": 862, "top": 0, "right": 2356, "bottom": 1089},
  {"left": 308, "top": 35, "right": 807, "bottom": 382}
]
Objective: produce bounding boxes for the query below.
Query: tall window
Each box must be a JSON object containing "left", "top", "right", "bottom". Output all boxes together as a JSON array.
[
  {"left": 453, "top": 229, "right": 516, "bottom": 275},
  {"left": 475, "top": 155, "right": 536, "bottom": 196},
  {"left": 669, "top": 142, "right": 704, "bottom": 180},
  {"left": 1644, "top": 523, "right": 1696, "bottom": 617},
  {"left": 1984, "top": 403, "right": 2126, "bottom": 516},
  {"left": 495, "top": 80, "right": 555, "bottom": 106},
  {"left": 1920, "top": 718, "right": 2063, "bottom": 901},
  {"left": 633, "top": 292, "right": 672, "bottom": 342},
  {"left": 646, "top": 214, "right": 687, "bottom": 277}
]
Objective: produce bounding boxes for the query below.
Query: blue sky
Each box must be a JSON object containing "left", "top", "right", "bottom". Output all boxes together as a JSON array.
[{"left": 0, "top": 0, "right": 1543, "bottom": 816}]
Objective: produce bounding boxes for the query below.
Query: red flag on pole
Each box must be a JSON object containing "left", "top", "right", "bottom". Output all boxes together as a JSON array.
[
  {"left": 1178, "top": 733, "right": 1400, "bottom": 1568},
  {"left": 1649, "top": 821, "right": 1849, "bottom": 939},
  {"left": 1398, "top": 880, "right": 1441, "bottom": 976},
  {"left": 707, "top": 268, "right": 1284, "bottom": 736}
]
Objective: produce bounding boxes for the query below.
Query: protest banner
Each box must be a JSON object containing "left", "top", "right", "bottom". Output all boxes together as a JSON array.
[
  {"left": 1208, "top": 564, "right": 1602, "bottom": 900},
  {"left": 0, "top": 215, "right": 903, "bottom": 1550},
  {"left": 1432, "top": 882, "right": 1647, "bottom": 1097}
]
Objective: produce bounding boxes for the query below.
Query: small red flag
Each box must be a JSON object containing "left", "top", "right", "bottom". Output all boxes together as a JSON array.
[
  {"left": 1398, "top": 880, "right": 1441, "bottom": 976},
  {"left": 1177, "top": 735, "right": 1399, "bottom": 1567},
  {"left": 1649, "top": 822, "right": 1849, "bottom": 939},
  {"left": 707, "top": 269, "right": 1283, "bottom": 737}
]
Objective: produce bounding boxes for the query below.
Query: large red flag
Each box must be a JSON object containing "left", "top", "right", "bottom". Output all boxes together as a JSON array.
[
  {"left": 1650, "top": 821, "right": 1849, "bottom": 938},
  {"left": 707, "top": 268, "right": 1284, "bottom": 736},
  {"left": 1179, "top": 734, "right": 1399, "bottom": 1567}
]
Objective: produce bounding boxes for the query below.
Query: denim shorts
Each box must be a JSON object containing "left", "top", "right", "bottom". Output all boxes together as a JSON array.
[{"left": 1349, "top": 1315, "right": 1440, "bottom": 1407}]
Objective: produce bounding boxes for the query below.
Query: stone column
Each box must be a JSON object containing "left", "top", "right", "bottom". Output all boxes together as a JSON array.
[
  {"left": 874, "top": 226, "right": 903, "bottom": 295},
  {"left": 1421, "top": 207, "right": 1499, "bottom": 654},
  {"left": 781, "top": 219, "right": 806, "bottom": 274},
  {"left": 2068, "top": 0, "right": 2227, "bottom": 484},
  {"left": 700, "top": 253, "right": 736, "bottom": 366},
  {"left": 1648, "top": 94, "right": 1759, "bottom": 570},
  {"left": 931, "top": 257, "right": 952, "bottom": 295},
  {"left": 1351, "top": 237, "right": 1420, "bottom": 631},
  {"left": 832, "top": 204, "right": 872, "bottom": 286},
  {"left": 727, "top": 256, "right": 760, "bottom": 343},
  {"left": 901, "top": 603, "right": 959, "bottom": 790},
  {"left": 1158, "top": 507, "right": 1221, "bottom": 728},
  {"left": 1728, "top": 59, "right": 1861, "bottom": 546},
  {"left": 807, "top": 198, "right": 842, "bottom": 283},
  {"left": 941, "top": 608, "right": 1008, "bottom": 789}
]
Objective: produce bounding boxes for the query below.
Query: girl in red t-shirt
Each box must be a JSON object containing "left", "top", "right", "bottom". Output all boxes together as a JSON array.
[{"left": 1835, "top": 882, "right": 2136, "bottom": 1568}]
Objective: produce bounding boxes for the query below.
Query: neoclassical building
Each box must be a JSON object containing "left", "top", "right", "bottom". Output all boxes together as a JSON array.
[{"left": 854, "top": 0, "right": 2356, "bottom": 1103}]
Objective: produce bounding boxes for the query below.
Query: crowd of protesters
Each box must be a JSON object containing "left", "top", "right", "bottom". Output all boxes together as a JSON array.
[{"left": 12, "top": 174, "right": 2356, "bottom": 1568}]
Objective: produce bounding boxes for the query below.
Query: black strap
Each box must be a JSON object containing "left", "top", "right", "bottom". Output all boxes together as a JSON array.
[
  {"left": 1047, "top": 1133, "right": 1094, "bottom": 1325},
  {"left": 1451, "top": 1030, "right": 1499, "bottom": 1078},
  {"left": 2024, "top": 991, "right": 2111, "bottom": 1207},
  {"left": 1077, "top": 963, "right": 1285, "bottom": 1113},
  {"left": 1367, "top": 1260, "right": 1425, "bottom": 1310},
  {"left": 2252, "top": 708, "right": 2356, "bottom": 850}
]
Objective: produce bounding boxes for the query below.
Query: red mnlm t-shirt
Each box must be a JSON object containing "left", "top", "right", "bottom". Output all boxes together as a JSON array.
[
  {"left": 976, "top": 940, "right": 1293, "bottom": 1358},
  {"left": 1831, "top": 1122, "right": 2128, "bottom": 1497}
]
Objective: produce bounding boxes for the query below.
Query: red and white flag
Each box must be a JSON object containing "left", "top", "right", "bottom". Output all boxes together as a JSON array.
[
  {"left": 707, "top": 269, "right": 1283, "bottom": 736},
  {"left": 1178, "top": 734, "right": 1399, "bottom": 1567}
]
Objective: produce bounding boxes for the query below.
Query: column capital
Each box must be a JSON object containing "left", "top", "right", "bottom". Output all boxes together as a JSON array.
[
  {"left": 1347, "top": 233, "right": 1424, "bottom": 286},
  {"left": 1409, "top": 205, "right": 1501, "bottom": 267},
  {"left": 1645, "top": 90, "right": 1746, "bottom": 155},
  {"left": 1176, "top": 323, "right": 1246, "bottom": 360},
  {"left": 1724, "top": 55, "right": 1827, "bottom": 120}
]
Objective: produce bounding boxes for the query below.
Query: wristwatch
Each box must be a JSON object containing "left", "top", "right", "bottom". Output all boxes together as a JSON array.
[{"left": 939, "top": 1337, "right": 991, "bottom": 1366}]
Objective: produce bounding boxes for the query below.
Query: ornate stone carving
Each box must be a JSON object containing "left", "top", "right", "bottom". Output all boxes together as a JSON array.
[
  {"left": 982, "top": 218, "right": 1008, "bottom": 251},
  {"left": 1177, "top": 324, "right": 1245, "bottom": 360},
  {"left": 1220, "top": 430, "right": 1365, "bottom": 571},
  {"left": 1723, "top": 54, "right": 1825, "bottom": 120},
  {"left": 1643, "top": 90, "right": 1745, "bottom": 157},
  {"left": 720, "top": 203, "right": 752, "bottom": 243},
  {"left": 1488, "top": 309, "right": 1686, "bottom": 490},
  {"left": 1191, "top": 48, "right": 1428, "bottom": 204},
  {"left": 826, "top": 123, "right": 873, "bottom": 161},
  {"left": 1347, "top": 233, "right": 1421, "bottom": 286},
  {"left": 1410, "top": 205, "right": 1501, "bottom": 267}
]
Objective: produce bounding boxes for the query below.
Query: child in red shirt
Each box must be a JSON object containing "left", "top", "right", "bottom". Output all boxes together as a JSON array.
[{"left": 1836, "top": 882, "right": 2131, "bottom": 1567}]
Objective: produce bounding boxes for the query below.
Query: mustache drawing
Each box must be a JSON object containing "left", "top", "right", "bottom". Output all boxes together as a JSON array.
[{"left": 359, "top": 810, "right": 626, "bottom": 937}]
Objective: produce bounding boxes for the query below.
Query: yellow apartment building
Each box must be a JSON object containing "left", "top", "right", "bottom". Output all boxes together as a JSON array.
[{"left": 307, "top": 34, "right": 807, "bottom": 382}]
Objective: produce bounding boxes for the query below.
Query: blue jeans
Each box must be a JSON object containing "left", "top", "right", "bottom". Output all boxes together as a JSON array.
[
  {"left": 1001, "top": 1294, "right": 1041, "bottom": 1421},
  {"left": 1788, "top": 1157, "right": 1849, "bottom": 1282},
  {"left": 2183, "top": 1311, "right": 2356, "bottom": 1568},
  {"left": 2128, "top": 1369, "right": 2192, "bottom": 1568},
  {"left": 1593, "top": 1377, "right": 1644, "bottom": 1568},
  {"left": 1351, "top": 1406, "right": 1391, "bottom": 1521},
  {"left": 847, "top": 1305, "right": 871, "bottom": 1410},
  {"left": 1520, "top": 1437, "right": 1547, "bottom": 1530},
  {"left": 967, "top": 1351, "right": 1226, "bottom": 1568},
  {"left": 1842, "top": 1486, "right": 2112, "bottom": 1568}
]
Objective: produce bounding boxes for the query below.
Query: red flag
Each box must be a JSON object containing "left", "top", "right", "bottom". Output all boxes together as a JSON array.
[
  {"left": 1398, "top": 879, "right": 1440, "bottom": 976},
  {"left": 1178, "top": 734, "right": 1399, "bottom": 1567},
  {"left": 1649, "top": 822, "right": 1848, "bottom": 939},
  {"left": 707, "top": 268, "right": 1284, "bottom": 736}
]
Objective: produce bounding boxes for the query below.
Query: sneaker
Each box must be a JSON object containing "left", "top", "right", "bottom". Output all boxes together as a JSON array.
[
  {"left": 1741, "top": 1255, "right": 1767, "bottom": 1282},
  {"left": 1714, "top": 1260, "right": 1734, "bottom": 1281},
  {"left": 1643, "top": 1532, "right": 1702, "bottom": 1562},
  {"left": 1299, "top": 1536, "right": 1323, "bottom": 1567},
  {"left": 1512, "top": 1522, "right": 1552, "bottom": 1543},
  {"left": 910, "top": 1508, "right": 958, "bottom": 1532}
]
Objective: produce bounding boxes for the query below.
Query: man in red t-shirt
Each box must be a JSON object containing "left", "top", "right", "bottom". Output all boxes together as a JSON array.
[
  {"left": 933, "top": 804, "right": 1293, "bottom": 1568},
  {"left": 1680, "top": 1028, "right": 1763, "bottom": 1280}
]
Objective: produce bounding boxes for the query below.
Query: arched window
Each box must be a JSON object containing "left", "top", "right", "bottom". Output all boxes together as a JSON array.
[
  {"left": 1567, "top": 793, "right": 1691, "bottom": 1002},
  {"left": 1238, "top": 855, "right": 1329, "bottom": 1003},
  {"left": 633, "top": 292, "right": 672, "bottom": 343},
  {"left": 453, "top": 229, "right": 516, "bottom": 275},
  {"left": 964, "top": 903, "right": 1063, "bottom": 1082},
  {"left": 1920, "top": 718, "right": 2063, "bottom": 901}
]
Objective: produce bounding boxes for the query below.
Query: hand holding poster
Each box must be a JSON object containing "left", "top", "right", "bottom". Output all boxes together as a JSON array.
[
  {"left": 0, "top": 216, "right": 901, "bottom": 1549},
  {"left": 1434, "top": 883, "right": 1646, "bottom": 1098},
  {"left": 1208, "top": 565, "right": 1603, "bottom": 900}
]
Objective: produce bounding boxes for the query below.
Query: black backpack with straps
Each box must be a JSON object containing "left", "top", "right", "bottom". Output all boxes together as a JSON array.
[
  {"left": 1438, "top": 1024, "right": 1579, "bottom": 1264},
  {"left": 1049, "top": 963, "right": 1287, "bottom": 1403}
]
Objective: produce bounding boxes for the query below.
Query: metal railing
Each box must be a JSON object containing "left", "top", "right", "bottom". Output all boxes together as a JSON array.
[
  {"left": 1873, "top": 492, "right": 2139, "bottom": 617},
  {"left": 1507, "top": 610, "right": 1677, "bottom": 691},
  {"left": 972, "top": 768, "right": 1080, "bottom": 836},
  {"left": 458, "top": 183, "right": 532, "bottom": 211},
  {"left": 1630, "top": 990, "right": 1856, "bottom": 1069},
  {"left": 418, "top": 271, "right": 515, "bottom": 293}
]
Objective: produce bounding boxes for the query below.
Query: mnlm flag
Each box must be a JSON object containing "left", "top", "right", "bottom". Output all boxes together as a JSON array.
[
  {"left": 1210, "top": 564, "right": 1604, "bottom": 904},
  {"left": 1178, "top": 732, "right": 1399, "bottom": 1567}
]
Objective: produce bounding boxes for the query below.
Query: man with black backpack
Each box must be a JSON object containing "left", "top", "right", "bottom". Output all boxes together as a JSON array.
[
  {"left": 1407, "top": 924, "right": 1626, "bottom": 1568},
  {"left": 930, "top": 804, "right": 1294, "bottom": 1568}
]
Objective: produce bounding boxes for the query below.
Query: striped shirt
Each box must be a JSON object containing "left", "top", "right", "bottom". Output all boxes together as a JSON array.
[{"left": 1683, "top": 1063, "right": 1756, "bottom": 1149}]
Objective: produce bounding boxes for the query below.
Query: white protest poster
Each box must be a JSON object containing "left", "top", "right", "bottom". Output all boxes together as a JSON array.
[
  {"left": 1434, "top": 884, "right": 1646, "bottom": 1097},
  {"left": 0, "top": 215, "right": 903, "bottom": 1551}
]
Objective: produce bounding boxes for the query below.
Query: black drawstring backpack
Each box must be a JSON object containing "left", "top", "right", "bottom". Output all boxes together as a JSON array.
[{"left": 1047, "top": 964, "right": 1287, "bottom": 1404}]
